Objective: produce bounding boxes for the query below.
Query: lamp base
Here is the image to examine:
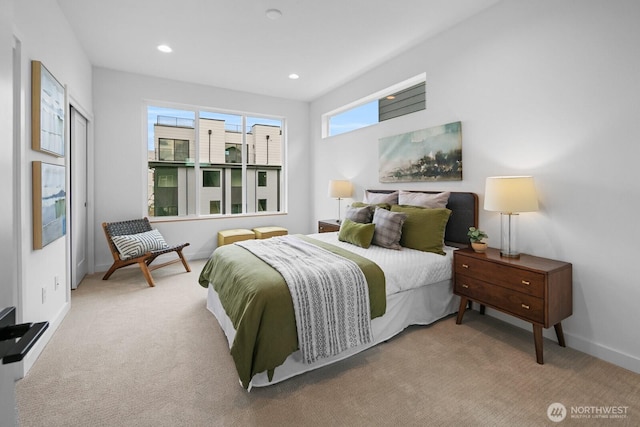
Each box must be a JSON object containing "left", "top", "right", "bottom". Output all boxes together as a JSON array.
[
  {"left": 499, "top": 212, "right": 520, "bottom": 259},
  {"left": 500, "top": 251, "right": 520, "bottom": 259}
]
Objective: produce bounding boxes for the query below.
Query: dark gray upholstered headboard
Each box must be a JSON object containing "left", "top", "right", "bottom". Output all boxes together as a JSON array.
[{"left": 365, "top": 190, "right": 478, "bottom": 248}]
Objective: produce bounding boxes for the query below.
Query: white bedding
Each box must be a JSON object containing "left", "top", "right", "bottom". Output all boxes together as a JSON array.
[
  {"left": 308, "top": 232, "right": 455, "bottom": 295},
  {"left": 206, "top": 232, "right": 460, "bottom": 389}
]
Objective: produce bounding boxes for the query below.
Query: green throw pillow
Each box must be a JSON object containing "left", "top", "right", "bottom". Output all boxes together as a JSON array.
[
  {"left": 390, "top": 205, "right": 452, "bottom": 255},
  {"left": 338, "top": 218, "right": 375, "bottom": 249}
]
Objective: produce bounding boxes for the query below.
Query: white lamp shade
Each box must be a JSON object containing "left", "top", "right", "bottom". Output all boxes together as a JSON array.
[
  {"left": 484, "top": 176, "right": 539, "bottom": 213},
  {"left": 328, "top": 180, "right": 353, "bottom": 199}
]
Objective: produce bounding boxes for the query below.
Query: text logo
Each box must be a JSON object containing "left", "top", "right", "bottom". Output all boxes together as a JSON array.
[{"left": 548, "top": 402, "right": 567, "bottom": 422}]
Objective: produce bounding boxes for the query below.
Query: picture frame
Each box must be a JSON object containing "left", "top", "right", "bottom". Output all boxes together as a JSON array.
[
  {"left": 378, "top": 121, "right": 463, "bottom": 183},
  {"left": 32, "top": 161, "right": 67, "bottom": 249},
  {"left": 31, "top": 60, "right": 65, "bottom": 157}
]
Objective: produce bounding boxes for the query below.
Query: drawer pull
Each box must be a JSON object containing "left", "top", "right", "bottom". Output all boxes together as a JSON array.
[
  {"left": 461, "top": 284, "right": 469, "bottom": 289},
  {"left": 521, "top": 303, "right": 530, "bottom": 310},
  {"left": 462, "top": 264, "right": 469, "bottom": 269},
  {"left": 521, "top": 280, "right": 530, "bottom": 285}
]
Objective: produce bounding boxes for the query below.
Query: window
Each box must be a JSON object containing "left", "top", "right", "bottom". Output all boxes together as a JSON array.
[
  {"left": 159, "top": 138, "right": 189, "bottom": 161},
  {"left": 153, "top": 168, "right": 178, "bottom": 216},
  {"left": 258, "top": 171, "right": 267, "bottom": 187},
  {"left": 203, "top": 170, "right": 220, "bottom": 187},
  {"left": 328, "top": 101, "right": 378, "bottom": 136},
  {"left": 323, "top": 74, "right": 426, "bottom": 138},
  {"left": 147, "top": 105, "right": 284, "bottom": 217}
]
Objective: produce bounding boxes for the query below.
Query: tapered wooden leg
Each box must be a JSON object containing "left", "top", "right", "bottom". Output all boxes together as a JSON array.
[
  {"left": 102, "top": 264, "right": 119, "bottom": 280},
  {"left": 554, "top": 322, "right": 566, "bottom": 347},
  {"left": 479, "top": 304, "right": 486, "bottom": 315},
  {"left": 533, "top": 324, "right": 544, "bottom": 364},
  {"left": 456, "top": 297, "right": 468, "bottom": 324},
  {"left": 177, "top": 250, "right": 191, "bottom": 272},
  {"left": 138, "top": 262, "right": 156, "bottom": 287}
]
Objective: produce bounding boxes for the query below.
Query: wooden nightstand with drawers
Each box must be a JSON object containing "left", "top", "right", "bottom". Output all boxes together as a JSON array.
[
  {"left": 454, "top": 247, "right": 572, "bottom": 364},
  {"left": 318, "top": 219, "right": 341, "bottom": 233}
]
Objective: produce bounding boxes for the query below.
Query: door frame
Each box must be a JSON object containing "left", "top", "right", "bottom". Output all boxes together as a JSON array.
[
  {"left": 68, "top": 95, "right": 95, "bottom": 294},
  {"left": 69, "top": 106, "right": 89, "bottom": 289}
]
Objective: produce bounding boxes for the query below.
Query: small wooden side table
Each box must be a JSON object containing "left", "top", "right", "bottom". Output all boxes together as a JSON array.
[
  {"left": 454, "top": 247, "right": 572, "bottom": 364},
  {"left": 318, "top": 219, "right": 340, "bottom": 233}
]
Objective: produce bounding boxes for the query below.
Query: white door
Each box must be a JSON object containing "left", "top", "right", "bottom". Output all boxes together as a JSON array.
[{"left": 70, "top": 107, "right": 88, "bottom": 289}]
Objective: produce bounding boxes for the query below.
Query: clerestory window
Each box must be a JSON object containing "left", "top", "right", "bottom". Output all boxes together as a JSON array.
[{"left": 323, "top": 74, "right": 426, "bottom": 138}]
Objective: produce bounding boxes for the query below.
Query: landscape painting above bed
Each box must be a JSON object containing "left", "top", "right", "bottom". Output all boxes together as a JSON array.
[
  {"left": 378, "top": 121, "right": 462, "bottom": 182},
  {"left": 199, "top": 190, "right": 478, "bottom": 390}
]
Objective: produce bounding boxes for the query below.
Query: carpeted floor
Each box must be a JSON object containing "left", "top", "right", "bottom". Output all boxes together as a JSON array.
[{"left": 16, "top": 260, "right": 640, "bottom": 426}]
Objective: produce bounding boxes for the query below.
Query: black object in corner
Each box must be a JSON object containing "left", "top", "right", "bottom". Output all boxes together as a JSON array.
[{"left": 0, "top": 307, "right": 48, "bottom": 364}]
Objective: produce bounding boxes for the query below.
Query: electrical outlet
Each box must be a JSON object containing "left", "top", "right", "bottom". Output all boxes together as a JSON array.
[
  {"left": 42, "top": 287, "right": 47, "bottom": 304},
  {"left": 54, "top": 276, "right": 60, "bottom": 290}
]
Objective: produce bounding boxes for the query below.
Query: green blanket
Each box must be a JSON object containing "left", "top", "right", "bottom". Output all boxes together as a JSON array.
[{"left": 198, "top": 235, "right": 386, "bottom": 389}]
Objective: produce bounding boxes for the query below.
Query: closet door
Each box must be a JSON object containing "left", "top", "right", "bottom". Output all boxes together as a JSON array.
[{"left": 70, "top": 106, "right": 88, "bottom": 289}]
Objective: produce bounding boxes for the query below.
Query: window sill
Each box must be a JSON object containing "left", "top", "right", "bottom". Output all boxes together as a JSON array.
[{"left": 149, "top": 211, "right": 288, "bottom": 224}]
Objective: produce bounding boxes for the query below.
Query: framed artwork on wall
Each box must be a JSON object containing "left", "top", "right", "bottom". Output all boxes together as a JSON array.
[
  {"left": 378, "top": 121, "right": 462, "bottom": 183},
  {"left": 32, "top": 161, "right": 67, "bottom": 249},
  {"left": 31, "top": 60, "right": 65, "bottom": 157}
]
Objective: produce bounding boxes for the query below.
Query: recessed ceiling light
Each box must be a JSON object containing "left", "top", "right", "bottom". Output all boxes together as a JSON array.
[
  {"left": 288, "top": 73, "right": 299, "bottom": 80},
  {"left": 266, "top": 9, "right": 282, "bottom": 20},
  {"left": 157, "top": 44, "right": 172, "bottom": 53}
]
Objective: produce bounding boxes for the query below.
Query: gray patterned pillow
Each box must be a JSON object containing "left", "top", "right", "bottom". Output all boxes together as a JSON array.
[
  {"left": 372, "top": 207, "right": 407, "bottom": 250},
  {"left": 111, "top": 229, "right": 169, "bottom": 259},
  {"left": 345, "top": 205, "right": 374, "bottom": 223}
]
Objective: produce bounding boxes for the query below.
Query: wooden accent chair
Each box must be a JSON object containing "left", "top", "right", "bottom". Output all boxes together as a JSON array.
[{"left": 102, "top": 218, "right": 190, "bottom": 287}]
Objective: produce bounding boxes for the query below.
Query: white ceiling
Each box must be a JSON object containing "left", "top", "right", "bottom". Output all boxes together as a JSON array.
[{"left": 56, "top": 0, "right": 499, "bottom": 102}]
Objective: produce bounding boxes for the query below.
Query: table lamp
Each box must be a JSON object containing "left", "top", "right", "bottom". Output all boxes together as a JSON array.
[
  {"left": 484, "top": 176, "right": 539, "bottom": 258},
  {"left": 328, "top": 180, "right": 353, "bottom": 223}
]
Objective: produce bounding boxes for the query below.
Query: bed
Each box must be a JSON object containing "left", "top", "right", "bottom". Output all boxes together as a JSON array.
[{"left": 199, "top": 190, "right": 478, "bottom": 389}]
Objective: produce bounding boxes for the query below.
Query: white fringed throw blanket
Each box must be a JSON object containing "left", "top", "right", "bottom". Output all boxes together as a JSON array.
[{"left": 237, "top": 235, "right": 372, "bottom": 364}]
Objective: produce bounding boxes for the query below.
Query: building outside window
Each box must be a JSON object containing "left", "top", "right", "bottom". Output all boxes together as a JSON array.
[{"left": 147, "top": 106, "right": 283, "bottom": 217}]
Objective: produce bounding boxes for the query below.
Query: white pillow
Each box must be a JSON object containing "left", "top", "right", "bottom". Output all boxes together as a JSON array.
[
  {"left": 363, "top": 190, "right": 398, "bottom": 205},
  {"left": 111, "top": 229, "right": 169, "bottom": 259},
  {"left": 398, "top": 191, "right": 450, "bottom": 208}
]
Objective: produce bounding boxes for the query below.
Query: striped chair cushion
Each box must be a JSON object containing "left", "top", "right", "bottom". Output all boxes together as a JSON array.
[{"left": 111, "top": 229, "right": 169, "bottom": 259}]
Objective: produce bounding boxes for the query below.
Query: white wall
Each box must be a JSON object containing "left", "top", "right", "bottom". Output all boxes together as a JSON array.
[
  {"left": 0, "top": 0, "right": 18, "bottom": 423},
  {"left": 12, "top": 0, "right": 93, "bottom": 373},
  {"left": 92, "top": 68, "right": 310, "bottom": 272},
  {"left": 310, "top": 0, "right": 640, "bottom": 373}
]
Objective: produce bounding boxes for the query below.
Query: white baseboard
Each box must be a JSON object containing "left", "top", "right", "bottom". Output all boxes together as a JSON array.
[
  {"left": 483, "top": 309, "right": 640, "bottom": 375},
  {"left": 19, "top": 300, "right": 71, "bottom": 378},
  {"left": 564, "top": 331, "right": 640, "bottom": 374}
]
